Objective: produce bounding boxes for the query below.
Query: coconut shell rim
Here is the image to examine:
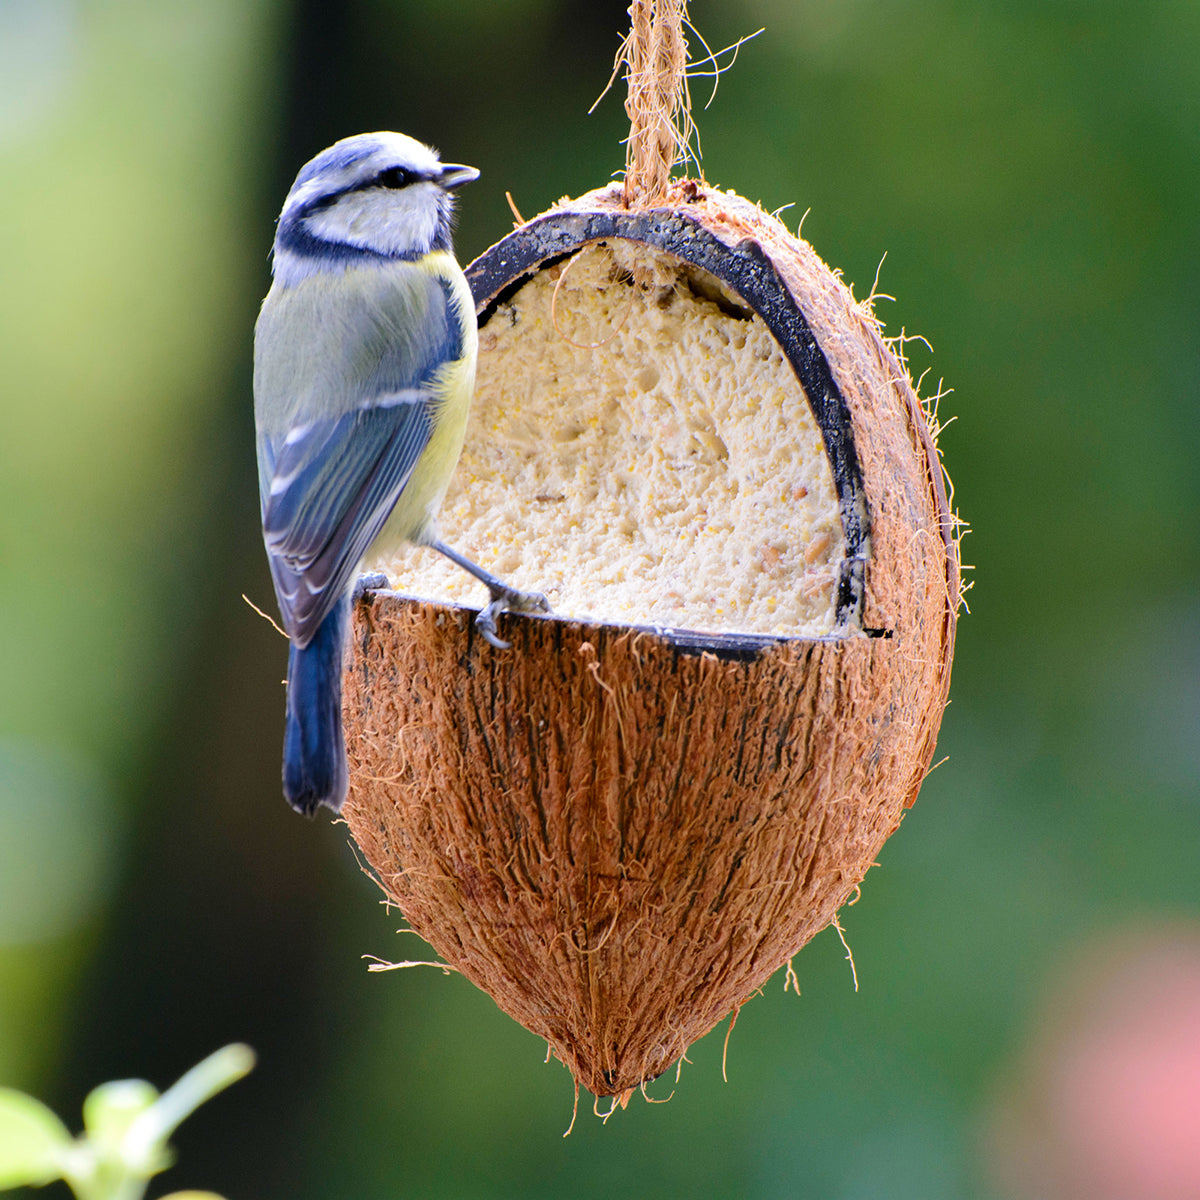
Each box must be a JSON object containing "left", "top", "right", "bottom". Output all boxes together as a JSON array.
[{"left": 360, "top": 587, "right": 882, "bottom": 661}]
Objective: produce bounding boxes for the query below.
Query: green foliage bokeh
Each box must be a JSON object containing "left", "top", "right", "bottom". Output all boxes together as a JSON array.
[{"left": 1, "top": 2, "right": 1197, "bottom": 1197}]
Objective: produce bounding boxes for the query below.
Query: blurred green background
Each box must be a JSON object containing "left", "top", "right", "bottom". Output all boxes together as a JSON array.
[{"left": 2, "top": 1, "right": 1198, "bottom": 1197}]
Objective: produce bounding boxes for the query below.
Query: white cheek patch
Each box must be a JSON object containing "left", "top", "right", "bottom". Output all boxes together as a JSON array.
[{"left": 305, "top": 185, "right": 441, "bottom": 258}]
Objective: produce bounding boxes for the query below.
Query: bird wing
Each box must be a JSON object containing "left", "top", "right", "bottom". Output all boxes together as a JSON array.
[
  {"left": 255, "top": 267, "right": 461, "bottom": 647},
  {"left": 261, "top": 395, "right": 433, "bottom": 645}
]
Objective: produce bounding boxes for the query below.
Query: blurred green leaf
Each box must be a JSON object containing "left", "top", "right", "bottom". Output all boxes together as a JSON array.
[
  {"left": 127, "top": 1043, "right": 256, "bottom": 1155},
  {"left": 82, "top": 1078, "right": 159, "bottom": 1140},
  {"left": 0, "top": 1086, "right": 71, "bottom": 1187}
]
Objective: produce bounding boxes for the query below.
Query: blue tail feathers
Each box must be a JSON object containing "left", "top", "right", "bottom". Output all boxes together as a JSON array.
[{"left": 283, "top": 593, "right": 350, "bottom": 815}]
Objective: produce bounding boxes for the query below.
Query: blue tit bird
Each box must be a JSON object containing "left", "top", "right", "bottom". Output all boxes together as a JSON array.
[{"left": 254, "top": 131, "right": 548, "bottom": 816}]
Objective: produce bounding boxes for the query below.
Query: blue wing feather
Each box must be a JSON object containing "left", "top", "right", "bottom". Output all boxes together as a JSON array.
[{"left": 262, "top": 395, "right": 433, "bottom": 645}]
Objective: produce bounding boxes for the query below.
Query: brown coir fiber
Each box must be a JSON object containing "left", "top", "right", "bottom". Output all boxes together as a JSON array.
[{"left": 342, "top": 183, "right": 959, "bottom": 1099}]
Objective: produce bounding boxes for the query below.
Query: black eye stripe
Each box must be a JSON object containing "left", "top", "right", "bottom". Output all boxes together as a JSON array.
[{"left": 298, "top": 166, "right": 432, "bottom": 216}]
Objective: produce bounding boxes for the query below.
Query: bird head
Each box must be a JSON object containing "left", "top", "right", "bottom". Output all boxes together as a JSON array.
[{"left": 273, "top": 131, "right": 478, "bottom": 277}]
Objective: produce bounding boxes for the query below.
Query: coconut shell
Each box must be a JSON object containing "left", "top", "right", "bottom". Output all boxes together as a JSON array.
[{"left": 342, "top": 183, "right": 958, "bottom": 1098}]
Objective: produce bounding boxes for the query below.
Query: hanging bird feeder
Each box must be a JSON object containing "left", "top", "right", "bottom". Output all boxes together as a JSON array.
[{"left": 342, "top": 0, "right": 960, "bottom": 1102}]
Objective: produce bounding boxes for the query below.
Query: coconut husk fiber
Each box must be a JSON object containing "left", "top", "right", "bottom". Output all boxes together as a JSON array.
[{"left": 342, "top": 183, "right": 959, "bottom": 1099}]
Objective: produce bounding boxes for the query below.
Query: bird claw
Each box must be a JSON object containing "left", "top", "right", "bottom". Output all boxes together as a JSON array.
[
  {"left": 475, "top": 585, "right": 551, "bottom": 650},
  {"left": 352, "top": 571, "right": 389, "bottom": 604}
]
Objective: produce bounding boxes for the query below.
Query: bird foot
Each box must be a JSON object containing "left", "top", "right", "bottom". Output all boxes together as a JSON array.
[
  {"left": 475, "top": 585, "right": 551, "bottom": 650},
  {"left": 352, "top": 571, "right": 389, "bottom": 604}
]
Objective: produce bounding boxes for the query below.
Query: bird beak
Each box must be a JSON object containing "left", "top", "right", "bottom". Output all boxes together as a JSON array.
[{"left": 438, "top": 163, "right": 480, "bottom": 190}]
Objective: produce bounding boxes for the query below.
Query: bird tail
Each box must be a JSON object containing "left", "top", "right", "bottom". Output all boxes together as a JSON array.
[{"left": 283, "top": 594, "right": 350, "bottom": 815}]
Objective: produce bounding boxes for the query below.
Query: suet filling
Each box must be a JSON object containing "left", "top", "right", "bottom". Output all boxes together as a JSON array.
[{"left": 372, "top": 240, "right": 847, "bottom": 637}]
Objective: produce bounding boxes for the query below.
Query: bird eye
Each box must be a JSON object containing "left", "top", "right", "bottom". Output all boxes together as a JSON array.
[{"left": 376, "top": 166, "right": 417, "bottom": 189}]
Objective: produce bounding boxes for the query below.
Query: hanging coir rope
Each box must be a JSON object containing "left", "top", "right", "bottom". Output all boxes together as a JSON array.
[{"left": 620, "top": 0, "right": 689, "bottom": 207}]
